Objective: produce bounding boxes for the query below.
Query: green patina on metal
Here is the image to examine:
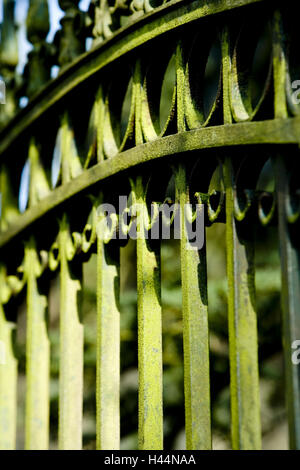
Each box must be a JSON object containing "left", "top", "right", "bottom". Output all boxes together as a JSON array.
[
  {"left": 135, "top": 176, "right": 163, "bottom": 450},
  {"left": 0, "top": 0, "right": 267, "bottom": 156},
  {"left": 0, "top": 0, "right": 300, "bottom": 451},
  {"left": 175, "top": 165, "right": 211, "bottom": 450},
  {"left": 1, "top": 117, "right": 300, "bottom": 250},
  {"left": 96, "top": 222, "right": 121, "bottom": 450},
  {"left": 272, "top": 13, "right": 300, "bottom": 448},
  {"left": 224, "top": 156, "right": 261, "bottom": 450},
  {"left": 24, "top": 238, "right": 50, "bottom": 450},
  {"left": 58, "top": 215, "right": 84, "bottom": 450},
  {"left": 0, "top": 267, "right": 17, "bottom": 450}
]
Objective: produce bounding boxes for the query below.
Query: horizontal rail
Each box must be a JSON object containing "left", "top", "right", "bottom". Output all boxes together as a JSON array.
[
  {"left": 0, "top": 116, "right": 299, "bottom": 249},
  {"left": 0, "top": 0, "right": 267, "bottom": 158}
]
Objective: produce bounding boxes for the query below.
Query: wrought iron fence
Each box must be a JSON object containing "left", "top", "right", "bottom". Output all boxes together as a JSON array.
[{"left": 0, "top": 0, "right": 299, "bottom": 450}]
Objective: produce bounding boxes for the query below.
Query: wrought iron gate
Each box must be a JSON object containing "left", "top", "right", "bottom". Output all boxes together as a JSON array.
[{"left": 0, "top": 0, "right": 299, "bottom": 450}]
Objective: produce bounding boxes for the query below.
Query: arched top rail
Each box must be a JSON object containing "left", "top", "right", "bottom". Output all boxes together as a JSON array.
[{"left": 0, "top": 0, "right": 265, "bottom": 157}]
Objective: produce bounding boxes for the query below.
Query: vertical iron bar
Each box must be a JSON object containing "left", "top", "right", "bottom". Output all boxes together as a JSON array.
[
  {"left": 0, "top": 0, "right": 18, "bottom": 127},
  {"left": 275, "top": 155, "right": 300, "bottom": 449},
  {"left": 96, "top": 239, "right": 120, "bottom": 450},
  {"left": 273, "top": 9, "right": 300, "bottom": 449},
  {"left": 175, "top": 165, "right": 211, "bottom": 450},
  {"left": 25, "top": 238, "right": 50, "bottom": 450},
  {"left": 224, "top": 157, "right": 261, "bottom": 450},
  {"left": 222, "top": 24, "right": 261, "bottom": 449},
  {"left": 0, "top": 267, "right": 17, "bottom": 449},
  {"left": 135, "top": 177, "right": 163, "bottom": 450},
  {"left": 58, "top": 216, "right": 84, "bottom": 450}
]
